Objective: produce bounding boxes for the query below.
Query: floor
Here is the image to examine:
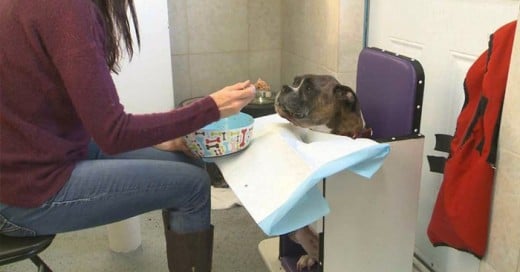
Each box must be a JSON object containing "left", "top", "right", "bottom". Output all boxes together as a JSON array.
[
  {"left": 1, "top": 205, "right": 426, "bottom": 272},
  {"left": 1, "top": 207, "right": 270, "bottom": 272}
]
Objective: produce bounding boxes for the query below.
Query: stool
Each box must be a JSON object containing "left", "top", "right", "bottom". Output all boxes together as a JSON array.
[{"left": 0, "top": 234, "right": 55, "bottom": 271}]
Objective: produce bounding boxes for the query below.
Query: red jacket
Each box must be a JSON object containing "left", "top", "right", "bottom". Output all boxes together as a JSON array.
[{"left": 428, "top": 20, "right": 516, "bottom": 258}]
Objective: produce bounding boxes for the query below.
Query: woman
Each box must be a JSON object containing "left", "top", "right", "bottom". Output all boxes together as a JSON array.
[{"left": 0, "top": 0, "right": 255, "bottom": 271}]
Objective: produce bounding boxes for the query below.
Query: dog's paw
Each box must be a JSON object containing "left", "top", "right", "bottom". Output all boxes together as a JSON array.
[
  {"left": 296, "top": 255, "right": 317, "bottom": 271},
  {"left": 293, "top": 227, "right": 319, "bottom": 259}
]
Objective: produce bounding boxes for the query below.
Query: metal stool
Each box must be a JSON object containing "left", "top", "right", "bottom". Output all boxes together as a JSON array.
[{"left": 0, "top": 234, "right": 55, "bottom": 271}]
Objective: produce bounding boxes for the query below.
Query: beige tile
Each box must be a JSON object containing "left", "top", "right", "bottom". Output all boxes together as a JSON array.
[
  {"left": 304, "top": 60, "right": 337, "bottom": 78},
  {"left": 168, "top": 0, "right": 189, "bottom": 55},
  {"left": 339, "top": 45, "right": 362, "bottom": 74},
  {"left": 338, "top": 0, "right": 365, "bottom": 74},
  {"left": 496, "top": 149, "right": 520, "bottom": 197},
  {"left": 321, "top": 0, "right": 340, "bottom": 71},
  {"left": 281, "top": 0, "right": 305, "bottom": 55},
  {"left": 305, "top": 0, "right": 340, "bottom": 71},
  {"left": 486, "top": 225, "right": 520, "bottom": 272},
  {"left": 282, "top": 51, "right": 337, "bottom": 82},
  {"left": 248, "top": 0, "right": 282, "bottom": 51},
  {"left": 171, "top": 55, "right": 192, "bottom": 104},
  {"left": 486, "top": 151, "right": 520, "bottom": 272},
  {"left": 189, "top": 52, "right": 249, "bottom": 98},
  {"left": 499, "top": 96, "right": 520, "bottom": 155},
  {"left": 280, "top": 15, "right": 302, "bottom": 64},
  {"left": 517, "top": 250, "right": 520, "bottom": 272},
  {"left": 339, "top": 0, "right": 364, "bottom": 43},
  {"left": 479, "top": 261, "right": 496, "bottom": 272},
  {"left": 479, "top": 262, "right": 498, "bottom": 272},
  {"left": 187, "top": 0, "right": 248, "bottom": 54},
  {"left": 249, "top": 50, "right": 282, "bottom": 92},
  {"left": 337, "top": 71, "right": 357, "bottom": 88},
  {"left": 499, "top": 87, "right": 520, "bottom": 155},
  {"left": 499, "top": 20, "right": 520, "bottom": 154},
  {"left": 281, "top": 51, "right": 307, "bottom": 84},
  {"left": 281, "top": 0, "right": 340, "bottom": 72}
]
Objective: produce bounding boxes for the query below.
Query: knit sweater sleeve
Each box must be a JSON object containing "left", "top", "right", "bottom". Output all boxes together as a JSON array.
[{"left": 37, "top": 0, "right": 220, "bottom": 154}]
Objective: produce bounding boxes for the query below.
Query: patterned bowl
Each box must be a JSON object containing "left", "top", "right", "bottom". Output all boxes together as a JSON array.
[{"left": 185, "top": 112, "right": 254, "bottom": 158}]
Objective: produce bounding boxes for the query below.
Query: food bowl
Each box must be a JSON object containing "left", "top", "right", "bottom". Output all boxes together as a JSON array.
[
  {"left": 250, "top": 78, "right": 275, "bottom": 105},
  {"left": 185, "top": 112, "right": 254, "bottom": 158},
  {"left": 250, "top": 90, "right": 276, "bottom": 105}
]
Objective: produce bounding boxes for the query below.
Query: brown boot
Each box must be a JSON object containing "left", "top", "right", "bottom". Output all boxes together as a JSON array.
[{"left": 162, "top": 211, "right": 213, "bottom": 272}]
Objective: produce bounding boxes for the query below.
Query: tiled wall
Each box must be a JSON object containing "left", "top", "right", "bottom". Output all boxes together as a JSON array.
[
  {"left": 167, "top": 0, "right": 281, "bottom": 105},
  {"left": 281, "top": 0, "right": 365, "bottom": 87},
  {"left": 281, "top": 0, "right": 340, "bottom": 84},
  {"left": 168, "top": 0, "right": 365, "bottom": 106},
  {"left": 479, "top": 10, "right": 520, "bottom": 272},
  {"left": 337, "top": 0, "right": 365, "bottom": 86}
]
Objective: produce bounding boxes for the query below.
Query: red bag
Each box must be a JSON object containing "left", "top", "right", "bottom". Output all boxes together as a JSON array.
[{"left": 427, "top": 21, "right": 516, "bottom": 258}]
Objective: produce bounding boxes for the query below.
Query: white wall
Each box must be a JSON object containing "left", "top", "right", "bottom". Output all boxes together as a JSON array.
[{"left": 112, "top": 0, "right": 175, "bottom": 113}]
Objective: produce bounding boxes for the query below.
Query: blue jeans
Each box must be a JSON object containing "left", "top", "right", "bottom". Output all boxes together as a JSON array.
[{"left": 0, "top": 141, "right": 211, "bottom": 237}]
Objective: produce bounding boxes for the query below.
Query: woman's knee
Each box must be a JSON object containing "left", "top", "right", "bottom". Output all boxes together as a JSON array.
[
  {"left": 187, "top": 170, "right": 211, "bottom": 209},
  {"left": 163, "top": 164, "right": 211, "bottom": 212}
]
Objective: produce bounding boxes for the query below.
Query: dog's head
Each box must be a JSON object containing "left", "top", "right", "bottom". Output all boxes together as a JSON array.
[{"left": 275, "top": 74, "right": 366, "bottom": 136}]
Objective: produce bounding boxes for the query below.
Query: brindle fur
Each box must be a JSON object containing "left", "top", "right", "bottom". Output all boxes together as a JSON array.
[{"left": 275, "top": 74, "right": 364, "bottom": 135}]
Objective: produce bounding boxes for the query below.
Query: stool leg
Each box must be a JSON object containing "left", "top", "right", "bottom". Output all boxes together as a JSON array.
[{"left": 30, "top": 255, "right": 52, "bottom": 272}]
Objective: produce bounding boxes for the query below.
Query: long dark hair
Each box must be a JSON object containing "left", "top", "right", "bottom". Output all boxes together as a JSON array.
[{"left": 91, "top": 0, "right": 141, "bottom": 73}]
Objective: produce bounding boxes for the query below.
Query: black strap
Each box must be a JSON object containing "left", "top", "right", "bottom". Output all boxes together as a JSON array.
[
  {"left": 427, "top": 155, "right": 447, "bottom": 174},
  {"left": 487, "top": 103, "right": 503, "bottom": 166},
  {"left": 434, "top": 134, "right": 453, "bottom": 153},
  {"left": 461, "top": 97, "right": 488, "bottom": 146}
]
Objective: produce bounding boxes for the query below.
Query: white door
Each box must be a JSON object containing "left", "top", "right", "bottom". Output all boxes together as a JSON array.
[{"left": 367, "top": 1, "right": 519, "bottom": 271}]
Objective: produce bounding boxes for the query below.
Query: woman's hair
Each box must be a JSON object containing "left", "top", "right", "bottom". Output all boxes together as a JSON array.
[{"left": 91, "top": 0, "right": 140, "bottom": 73}]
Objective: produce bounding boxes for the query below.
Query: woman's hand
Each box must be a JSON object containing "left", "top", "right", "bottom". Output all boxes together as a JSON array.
[
  {"left": 154, "top": 138, "right": 197, "bottom": 158},
  {"left": 209, "top": 80, "right": 256, "bottom": 118}
]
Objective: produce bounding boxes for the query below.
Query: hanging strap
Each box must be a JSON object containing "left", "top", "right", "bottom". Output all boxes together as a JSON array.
[{"left": 433, "top": 134, "right": 453, "bottom": 153}]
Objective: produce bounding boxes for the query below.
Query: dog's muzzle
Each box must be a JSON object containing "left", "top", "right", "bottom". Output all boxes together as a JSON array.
[
  {"left": 275, "top": 88, "right": 309, "bottom": 120},
  {"left": 275, "top": 101, "right": 309, "bottom": 120}
]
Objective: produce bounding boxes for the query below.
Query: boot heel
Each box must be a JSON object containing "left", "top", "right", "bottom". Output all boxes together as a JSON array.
[{"left": 162, "top": 211, "right": 213, "bottom": 272}]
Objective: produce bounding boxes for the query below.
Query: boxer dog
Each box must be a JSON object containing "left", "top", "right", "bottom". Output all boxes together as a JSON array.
[
  {"left": 275, "top": 74, "right": 371, "bottom": 137},
  {"left": 275, "top": 74, "right": 371, "bottom": 270}
]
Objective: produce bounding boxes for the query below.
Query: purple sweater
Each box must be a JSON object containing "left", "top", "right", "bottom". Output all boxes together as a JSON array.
[{"left": 0, "top": 0, "right": 220, "bottom": 208}]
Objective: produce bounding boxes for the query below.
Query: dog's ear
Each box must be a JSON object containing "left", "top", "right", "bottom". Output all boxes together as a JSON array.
[
  {"left": 333, "top": 85, "right": 357, "bottom": 103},
  {"left": 334, "top": 84, "right": 359, "bottom": 112},
  {"left": 292, "top": 76, "right": 303, "bottom": 86}
]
